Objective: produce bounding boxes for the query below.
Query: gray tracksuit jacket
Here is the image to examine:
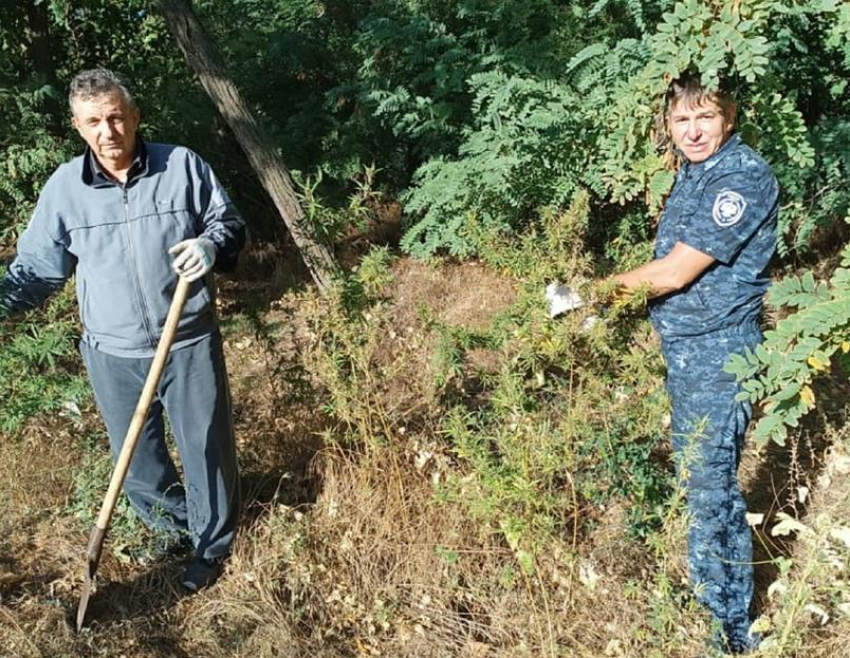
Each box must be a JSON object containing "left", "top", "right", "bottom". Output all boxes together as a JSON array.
[{"left": 0, "top": 140, "right": 245, "bottom": 357}]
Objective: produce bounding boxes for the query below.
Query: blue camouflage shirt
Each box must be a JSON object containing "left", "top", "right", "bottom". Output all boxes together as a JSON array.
[{"left": 648, "top": 133, "right": 779, "bottom": 339}]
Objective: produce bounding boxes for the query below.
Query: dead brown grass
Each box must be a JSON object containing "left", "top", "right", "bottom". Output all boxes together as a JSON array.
[
  {"left": 3, "top": 253, "right": 850, "bottom": 658},
  {"left": 179, "top": 443, "right": 702, "bottom": 658}
]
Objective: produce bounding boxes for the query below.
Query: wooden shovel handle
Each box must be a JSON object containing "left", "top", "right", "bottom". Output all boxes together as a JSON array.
[{"left": 93, "top": 276, "right": 191, "bottom": 533}]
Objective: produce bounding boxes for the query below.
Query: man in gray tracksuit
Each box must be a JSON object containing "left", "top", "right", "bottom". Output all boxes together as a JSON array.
[{"left": 0, "top": 68, "right": 244, "bottom": 591}]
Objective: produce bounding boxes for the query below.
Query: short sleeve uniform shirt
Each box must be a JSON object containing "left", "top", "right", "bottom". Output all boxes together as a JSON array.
[{"left": 649, "top": 134, "right": 779, "bottom": 339}]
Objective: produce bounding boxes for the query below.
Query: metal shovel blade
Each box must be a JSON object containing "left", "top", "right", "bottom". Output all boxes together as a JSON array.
[{"left": 76, "top": 526, "right": 106, "bottom": 631}]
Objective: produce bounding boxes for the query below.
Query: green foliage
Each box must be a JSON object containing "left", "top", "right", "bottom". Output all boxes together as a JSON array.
[
  {"left": 294, "top": 163, "right": 384, "bottom": 246},
  {"left": 395, "top": 0, "right": 848, "bottom": 258},
  {"left": 725, "top": 237, "right": 850, "bottom": 446},
  {"left": 344, "top": 0, "right": 574, "bottom": 152},
  {"left": 466, "top": 190, "right": 593, "bottom": 283},
  {"left": 0, "top": 281, "right": 89, "bottom": 435},
  {"left": 583, "top": 0, "right": 848, "bottom": 254},
  {"left": 67, "top": 431, "right": 177, "bottom": 562},
  {"left": 583, "top": 0, "right": 813, "bottom": 209},
  {"left": 401, "top": 71, "right": 586, "bottom": 257},
  {"left": 773, "top": 118, "right": 850, "bottom": 256},
  {"left": 0, "top": 80, "right": 76, "bottom": 242},
  {"left": 3, "top": 0, "right": 845, "bottom": 263},
  {"left": 0, "top": 0, "right": 848, "bottom": 601},
  {"left": 304, "top": 246, "right": 397, "bottom": 439},
  {"left": 310, "top": 204, "right": 672, "bottom": 568}
]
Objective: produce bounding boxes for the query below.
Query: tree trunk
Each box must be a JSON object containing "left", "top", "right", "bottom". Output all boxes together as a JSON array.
[
  {"left": 26, "top": 0, "right": 62, "bottom": 134},
  {"left": 157, "top": 0, "right": 338, "bottom": 291}
]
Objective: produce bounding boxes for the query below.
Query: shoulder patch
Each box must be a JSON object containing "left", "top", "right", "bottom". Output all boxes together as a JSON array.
[{"left": 712, "top": 190, "right": 747, "bottom": 228}]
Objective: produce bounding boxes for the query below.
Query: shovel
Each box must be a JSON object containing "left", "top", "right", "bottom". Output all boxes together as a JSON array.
[{"left": 76, "top": 276, "right": 191, "bottom": 631}]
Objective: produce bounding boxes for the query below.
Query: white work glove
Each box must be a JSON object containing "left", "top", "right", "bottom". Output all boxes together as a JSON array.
[
  {"left": 169, "top": 237, "right": 216, "bottom": 282},
  {"left": 545, "top": 282, "right": 584, "bottom": 318}
]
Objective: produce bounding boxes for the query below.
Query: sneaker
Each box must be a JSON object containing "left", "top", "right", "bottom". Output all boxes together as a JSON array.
[{"left": 180, "top": 556, "right": 224, "bottom": 592}]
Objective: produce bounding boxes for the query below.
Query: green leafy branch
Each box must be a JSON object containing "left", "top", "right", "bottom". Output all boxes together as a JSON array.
[{"left": 725, "top": 237, "right": 850, "bottom": 446}]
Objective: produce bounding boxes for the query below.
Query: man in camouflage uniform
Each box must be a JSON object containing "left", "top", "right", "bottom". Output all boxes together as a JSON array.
[{"left": 613, "top": 74, "right": 779, "bottom": 653}]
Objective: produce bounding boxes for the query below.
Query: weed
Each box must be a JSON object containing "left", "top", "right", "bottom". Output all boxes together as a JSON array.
[
  {"left": 0, "top": 278, "right": 89, "bottom": 435},
  {"left": 294, "top": 163, "right": 384, "bottom": 247},
  {"left": 306, "top": 197, "right": 678, "bottom": 584},
  {"left": 66, "top": 430, "right": 185, "bottom": 564},
  {"left": 753, "top": 420, "right": 850, "bottom": 657}
]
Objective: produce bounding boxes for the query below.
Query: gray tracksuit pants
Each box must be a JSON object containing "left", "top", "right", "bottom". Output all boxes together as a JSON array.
[{"left": 81, "top": 331, "right": 239, "bottom": 560}]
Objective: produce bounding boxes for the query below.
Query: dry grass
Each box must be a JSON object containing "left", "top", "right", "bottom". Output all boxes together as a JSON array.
[
  {"left": 754, "top": 425, "right": 850, "bottom": 658},
  {"left": 179, "top": 443, "right": 711, "bottom": 658},
  {"left": 2, "top": 255, "right": 850, "bottom": 658}
]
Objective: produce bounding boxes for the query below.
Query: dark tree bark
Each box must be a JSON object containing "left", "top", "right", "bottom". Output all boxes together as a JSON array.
[
  {"left": 157, "top": 0, "right": 338, "bottom": 291},
  {"left": 26, "top": 0, "right": 62, "bottom": 134}
]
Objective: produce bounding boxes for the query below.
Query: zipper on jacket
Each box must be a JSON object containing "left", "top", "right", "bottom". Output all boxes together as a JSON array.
[{"left": 123, "top": 187, "right": 157, "bottom": 348}]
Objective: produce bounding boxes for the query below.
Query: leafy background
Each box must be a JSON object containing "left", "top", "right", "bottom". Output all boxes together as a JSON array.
[{"left": 1, "top": 1, "right": 850, "bottom": 656}]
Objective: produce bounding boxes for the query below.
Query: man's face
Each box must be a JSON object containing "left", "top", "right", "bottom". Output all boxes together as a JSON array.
[
  {"left": 71, "top": 89, "right": 140, "bottom": 172},
  {"left": 668, "top": 97, "right": 734, "bottom": 164}
]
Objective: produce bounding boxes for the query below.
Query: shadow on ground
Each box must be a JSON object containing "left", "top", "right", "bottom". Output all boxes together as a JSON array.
[
  {"left": 745, "top": 370, "right": 850, "bottom": 617},
  {"left": 66, "top": 560, "right": 192, "bottom": 657}
]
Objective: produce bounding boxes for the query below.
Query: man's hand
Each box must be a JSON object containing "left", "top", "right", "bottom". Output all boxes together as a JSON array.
[
  {"left": 169, "top": 238, "right": 216, "bottom": 282},
  {"left": 545, "top": 282, "right": 584, "bottom": 318}
]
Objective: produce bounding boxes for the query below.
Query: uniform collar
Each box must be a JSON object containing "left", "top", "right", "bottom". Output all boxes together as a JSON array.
[{"left": 82, "top": 136, "right": 149, "bottom": 187}]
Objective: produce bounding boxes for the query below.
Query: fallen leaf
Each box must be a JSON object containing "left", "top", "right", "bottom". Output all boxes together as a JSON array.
[
  {"left": 807, "top": 355, "right": 826, "bottom": 371},
  {"left": 745, "top": 512, "right": 764, "bottom": 527},
  {"left": 829, "top": 527, "right": 850, "bottom": 549},
  {"left": 771, "top": 512, "right": 811, "bottom": 537},
  {"left": 804, "top": 603, "right": 829, "bottom": 625},
  {"left": 579, "top": 563, "right": 601, "bottom": 591},
  {"left": 768, "top": 580, "right": 787, "bottom": 599},
  {"left": 800, "top": 385, "right": 816, "bottom": 408}
]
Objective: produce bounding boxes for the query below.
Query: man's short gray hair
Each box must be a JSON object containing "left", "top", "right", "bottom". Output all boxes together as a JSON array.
[{"left": 68, "top": 68, "right": 136, "bottom": 111}]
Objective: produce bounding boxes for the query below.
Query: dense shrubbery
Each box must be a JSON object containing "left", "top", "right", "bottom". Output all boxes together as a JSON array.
[
  {"left": 2, "top": 1, "right": 847, "bottom": 258},
  {"left": 307, "top": 196, "right": 674, "bottom": 567},
  {"left": 401, "top": 0, "right": 848, "bottom": 258},
  {"left": 727, "top": 237, "right": 850, "bottom": 447},
  {"left": 1, "top": 3, "right": 850, "bottom": 656}
]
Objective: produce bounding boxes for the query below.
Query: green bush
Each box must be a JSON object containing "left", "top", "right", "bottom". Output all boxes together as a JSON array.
[
  {"left": 308, "top": 198, "right": 673, "bottom": 569},
  {"left": 726, "top": 234, "right": 850, "bottom": 447},
  {"left": 0, "top": 281, "right": 89, "bottom": 435},
  {"left": 398, "top": 0, "right": 849, "bottom": 258}
]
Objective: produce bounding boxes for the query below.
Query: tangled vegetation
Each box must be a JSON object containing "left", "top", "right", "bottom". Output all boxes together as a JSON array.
[{"left": 1, "top": 1, "right": 850, "bottom": 656}]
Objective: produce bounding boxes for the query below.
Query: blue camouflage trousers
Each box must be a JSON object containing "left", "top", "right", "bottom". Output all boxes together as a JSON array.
[{"left": 662, "top": 322, "right": 761, "bottom": 650}]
